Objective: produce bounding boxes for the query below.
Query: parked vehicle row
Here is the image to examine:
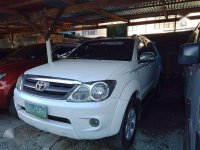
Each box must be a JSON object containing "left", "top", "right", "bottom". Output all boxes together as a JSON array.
[
  {"left": 13, "top": 36, "right": 162, "bottom": 149},
  {"left": 0, "top": 43, "right": 79, "bottom": 115}
]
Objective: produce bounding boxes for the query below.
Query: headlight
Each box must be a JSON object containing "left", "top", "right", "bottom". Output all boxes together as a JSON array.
[
  {"left": 16, "top": 75, "right": 23, "bottom": 91},
  {"left": 68, "top": 80, "right": 116, "bottom": 102},
  {"left": 0, "top": 72, "right": 6, "bottom": 80},
  {"left": 91, "top": 82, "right": 109, "bottom": 101},
  {"left": 72, "top": 85, "right": 90, "bottom": 101}
]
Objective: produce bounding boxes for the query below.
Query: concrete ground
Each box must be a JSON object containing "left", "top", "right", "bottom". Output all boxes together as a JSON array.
[{"left": 0, "top": 85, "right": 184, "bottom": 150}]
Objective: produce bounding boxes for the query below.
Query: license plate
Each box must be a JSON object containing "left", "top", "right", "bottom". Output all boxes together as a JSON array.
[{"left": 25, "top": 102, "right": 47, "bottom": 118}]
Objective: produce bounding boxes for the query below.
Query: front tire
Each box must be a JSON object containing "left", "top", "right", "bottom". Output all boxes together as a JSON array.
[{"left": 112, "top": 101, "right": 137, "bottom": 150}]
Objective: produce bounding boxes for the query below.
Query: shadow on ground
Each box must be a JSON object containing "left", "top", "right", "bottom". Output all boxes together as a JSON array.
[{"left": 133, "top": 84, "right": 184, "bottom": 150}]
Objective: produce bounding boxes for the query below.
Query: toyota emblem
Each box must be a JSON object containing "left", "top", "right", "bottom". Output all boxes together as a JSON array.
[{"left": 35, "top": 81, "right": 49, "bottom": 92}]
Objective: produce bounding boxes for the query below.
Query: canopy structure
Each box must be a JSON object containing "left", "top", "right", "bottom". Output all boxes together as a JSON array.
[{"left": 0, "top": 0, "right": 200, "bottom": 39}]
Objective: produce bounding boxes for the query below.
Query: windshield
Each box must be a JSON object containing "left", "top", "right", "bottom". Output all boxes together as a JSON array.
[
  {"left": 68, "top": 39, "right": 134, "bottom": 61},
  {"left": 8, "top": 44, "right": 47, "bottom": 59}
]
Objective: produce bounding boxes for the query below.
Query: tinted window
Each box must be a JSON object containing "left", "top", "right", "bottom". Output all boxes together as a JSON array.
[
  {"left": 8, "top": 44, "right": 46, "bottom": 59},
  {"left": 68, "top": 39, "right": 134, "bottom": 61}
]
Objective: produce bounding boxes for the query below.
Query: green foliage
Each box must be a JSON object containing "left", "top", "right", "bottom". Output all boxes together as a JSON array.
[{"left": 107, "top": 24, "right": 127, "bottom": 37}]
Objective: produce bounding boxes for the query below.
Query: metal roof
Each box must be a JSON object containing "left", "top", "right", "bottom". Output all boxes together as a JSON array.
[{"left": 0, "top": 0, "right": 199, "bottom": 37}]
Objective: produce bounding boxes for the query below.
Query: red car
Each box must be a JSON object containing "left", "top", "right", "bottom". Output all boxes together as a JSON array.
[{"left": 0, "top": 43, "right": 79, "bottom": 115}]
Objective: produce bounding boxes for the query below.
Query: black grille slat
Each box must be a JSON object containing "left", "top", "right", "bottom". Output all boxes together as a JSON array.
[{"left": 22, "top": 76, "right": 78, "bottom": 99}]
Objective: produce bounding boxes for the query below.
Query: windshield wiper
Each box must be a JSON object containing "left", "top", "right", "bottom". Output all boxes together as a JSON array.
[{"left": 66, "top": 56, "right": 80, "bottom": 59}]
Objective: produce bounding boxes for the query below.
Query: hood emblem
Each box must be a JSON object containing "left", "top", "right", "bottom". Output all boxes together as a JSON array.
[{"left": 35, "top": 81, "right": 49, "bottom": 92}]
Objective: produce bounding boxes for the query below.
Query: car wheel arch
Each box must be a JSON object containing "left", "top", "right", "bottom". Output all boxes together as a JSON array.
[
  {"left": 108, "top": 90, "right": 141, "bottom": 137},
  {"left": 119, "top": 80, "right": 142, "bottom": 101}
]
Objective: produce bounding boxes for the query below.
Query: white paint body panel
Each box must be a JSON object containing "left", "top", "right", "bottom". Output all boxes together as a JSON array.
[{"left": 26, "top": 59, "right": 130, "bottom": 82}]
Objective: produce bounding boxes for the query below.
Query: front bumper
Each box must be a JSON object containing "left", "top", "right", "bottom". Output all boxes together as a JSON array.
[{"left": 14, "top": 89, "right": 125, "bottom": 140}]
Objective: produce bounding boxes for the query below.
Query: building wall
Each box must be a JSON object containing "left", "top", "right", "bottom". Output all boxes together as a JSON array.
[
  {"left": 128, "top": 16, "right": 200, "bottom": 36},
  {"left": 75, "top": 29, "right": 107, "bottom": 38}
]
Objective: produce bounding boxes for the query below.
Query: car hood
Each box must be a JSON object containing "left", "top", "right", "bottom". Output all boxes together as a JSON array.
[
  {"left": 25, "top": 59, "right": 130, "bottom": 82},
  {"left": 0, "top": 58, "right": 45, "bottom": 73}
]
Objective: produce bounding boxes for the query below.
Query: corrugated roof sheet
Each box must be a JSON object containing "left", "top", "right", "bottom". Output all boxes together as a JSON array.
[{"left": 0, "top": 0, "right": 199, "bottom": 34}]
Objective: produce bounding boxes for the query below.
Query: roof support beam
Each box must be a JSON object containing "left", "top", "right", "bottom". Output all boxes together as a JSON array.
[
  {"left": 44, "top": 8, "right": 65, "bottom": 64},
  {"left": 93, "top": 10, "right": 128, "bottom": 22},
  {"left": 57, "top": 1, "right": 200, "bottom": 24},
  {"left": 0, "top": 7, "right": 18, "bottom": 14},
  {"left": 160, "top": 0, "right": 168, "bottom": 19},
  {"left": 63, "top": 15, "right": 200, "bottom": 31},
  {"left": 63, "top": 0, "right": 128, "bottom": 22},
  {"left": 60, "top": 0, "right": 200, "bottom": 14},
  {"left": 60, "top": 0, "right": 141, "bottom": 14},
  {"left": 21, "top": 13, "right": 45, "bottom": 37},
  {"left": 45, "top": 8, "right": 65, "bottom": 40},
  {"left": 66, "top": 7, "right": 200, "bottom": 26},
  {"left": 7, "top": 0, "right": 42, "bottom": 8}
]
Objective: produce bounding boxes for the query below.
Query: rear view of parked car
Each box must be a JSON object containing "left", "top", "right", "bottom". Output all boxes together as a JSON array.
[
  {"left": 14, "top": 36, "right": 162, "bottom": 149},
  {"left": 0, "top": 43, "right": 79, "bottom": 115},
  {"left": 178, "top": 23, "right": 200, "bottom": 150}
]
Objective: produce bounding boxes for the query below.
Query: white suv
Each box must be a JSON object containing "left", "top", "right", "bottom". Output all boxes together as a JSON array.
[{"left": 14, "top": 36, "right": 162, "bottom": 149}]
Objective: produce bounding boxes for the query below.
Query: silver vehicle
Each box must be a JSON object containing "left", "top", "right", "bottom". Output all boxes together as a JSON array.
[{"left": 178, "top": 23, "right": 200, "bottom": 150}]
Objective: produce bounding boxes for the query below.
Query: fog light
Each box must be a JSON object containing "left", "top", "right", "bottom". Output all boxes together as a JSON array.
[{"left": 89, "top": 118, "right": 99, "bottom": 127}]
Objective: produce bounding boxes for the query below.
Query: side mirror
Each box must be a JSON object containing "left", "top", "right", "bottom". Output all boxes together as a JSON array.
[
  {"left": 139, "top": 52, "right": 155, "bottom": 63},
  {"left": 178, "top": 43, "right": 200, "bottom": 65}
]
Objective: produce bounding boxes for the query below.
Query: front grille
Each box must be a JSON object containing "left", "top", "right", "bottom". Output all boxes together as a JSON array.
[{"left": 22, "top": 75, "right": 80, "bottom": 99}]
